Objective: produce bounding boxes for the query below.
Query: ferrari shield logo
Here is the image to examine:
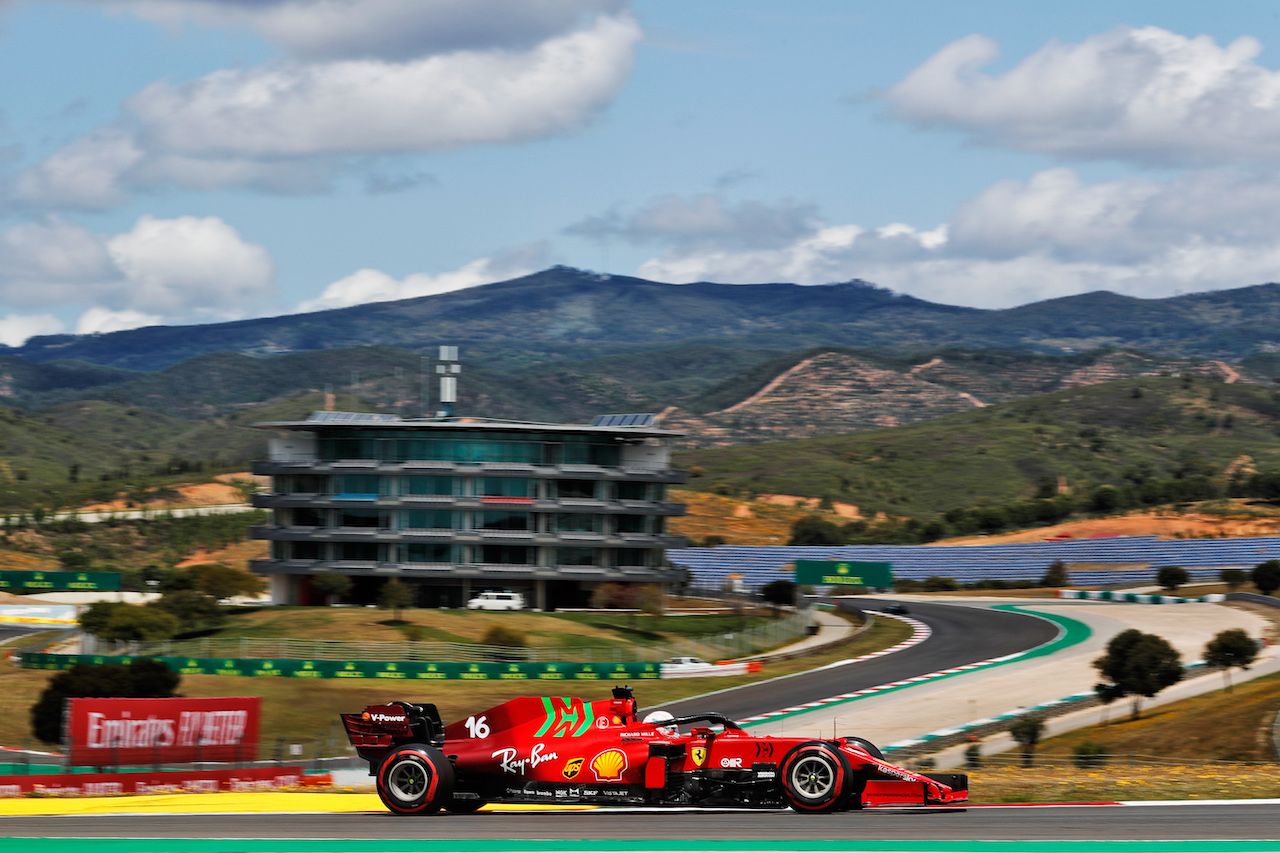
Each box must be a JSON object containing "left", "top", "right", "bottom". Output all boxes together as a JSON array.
[{"left": 691, "top": 747, "right": 707, "bottom": 767}]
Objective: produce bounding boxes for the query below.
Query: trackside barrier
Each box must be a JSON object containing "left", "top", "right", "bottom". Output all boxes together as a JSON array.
[
  {"left": 1057, "top": 589, "right": 1226, "bottom": 604},
  {"left": 0, "top": 766, "right": 306, "bottom": 796},
  {"left": 18, "top": 653, "right": 663, "bottom": 681}
]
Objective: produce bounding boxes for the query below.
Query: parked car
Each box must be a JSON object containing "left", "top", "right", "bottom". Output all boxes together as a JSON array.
[{"left": 466, "top": 591, "right": 525, "bottom": 611}]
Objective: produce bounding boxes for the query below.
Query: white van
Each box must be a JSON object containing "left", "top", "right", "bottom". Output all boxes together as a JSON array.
[{"left": 466, "top": 591, "right": 526, "bottom": 611}]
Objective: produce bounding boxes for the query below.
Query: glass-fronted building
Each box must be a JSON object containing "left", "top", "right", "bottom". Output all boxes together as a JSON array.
[{"left": 249, "top": 412, "right": 687, "bottom": 609}]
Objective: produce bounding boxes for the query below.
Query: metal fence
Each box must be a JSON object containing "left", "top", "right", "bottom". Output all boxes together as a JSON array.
[{"left": 81, "top": 608, "right": 814, "bottom": 664}]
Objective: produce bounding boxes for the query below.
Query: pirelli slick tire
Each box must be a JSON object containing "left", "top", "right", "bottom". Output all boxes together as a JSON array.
[
  {"left": 844, "top": 736, "right": 884, "bottom": 760},
  {"left": 779, "top": 741, "right": 853, "bottom": 814},
  {"left": 376, "top": 743, "right": 455, "bottom": 815}
]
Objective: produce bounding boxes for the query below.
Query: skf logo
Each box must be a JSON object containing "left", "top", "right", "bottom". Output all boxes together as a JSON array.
[
  {"left": 590, "top": 749, "right": 627, "bottom": 781},
  {"left": 562, "top": 757, "right": 584, "bottom": 779},
  {"left": 690, "top": 747, "right": 706, "bottom": 767},
  {"left": 720, "top": 757, "right": 743, "bottom": 768}
]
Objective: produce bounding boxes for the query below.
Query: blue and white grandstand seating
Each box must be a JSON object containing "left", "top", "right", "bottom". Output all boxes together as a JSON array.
[{"left": 666, "top": 536, "right": 1280, "bottom": 590}]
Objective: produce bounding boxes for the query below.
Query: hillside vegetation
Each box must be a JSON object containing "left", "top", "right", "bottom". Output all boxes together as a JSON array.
[{"left": 676, "top": 376, "right": 1280, "bottom": 520}]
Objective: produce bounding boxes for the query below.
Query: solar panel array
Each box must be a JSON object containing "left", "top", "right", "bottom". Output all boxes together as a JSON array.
[
  {"left": 306, "top": 411, "right": 400, "bottom": 424},
  {"left": 667, "top": 536, "right": 1280, "bottom": 590},
  {"left": 590, "top": 413, "right": 657, "bottom": 427}
]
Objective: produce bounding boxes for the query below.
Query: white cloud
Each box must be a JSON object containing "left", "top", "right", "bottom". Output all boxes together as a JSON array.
[
  {"left": 884, "top": 26, "right": 1280, "bottom": 167},
  {"left": 74, "top": 306, "right": 162, "bottom": 335},
  {"left": 109, "top": 0, "right": 627, "bottom": 61},
  {"left": 125, "top": 12, "right": 640, "bottom": 159},
  {"left": 10, "top": 130, "right": 144, "bottom": 210},
  {"left": 0, "top": 313, "right": 65, "bottom": 347},
  {"left": 0, "top": 214, "right": 275, "bottom": 325},
  {"left": 298, "top": 245, "right": 546, "bottom": 312},
  {"left": 630, "top": 168, "right": 1280, "bottom": 308},
  {"left": 105, "top": 215, "right": 275, "bottom": 315}
]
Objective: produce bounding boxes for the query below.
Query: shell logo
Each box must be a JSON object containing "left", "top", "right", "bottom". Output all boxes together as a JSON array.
[{"left": 590, "top": 748, "right": 627, "bottom": 781}]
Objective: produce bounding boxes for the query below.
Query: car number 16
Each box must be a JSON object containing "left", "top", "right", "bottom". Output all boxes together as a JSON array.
[{"left": 464, "top": 715, "right": 490, "bottom": 739}]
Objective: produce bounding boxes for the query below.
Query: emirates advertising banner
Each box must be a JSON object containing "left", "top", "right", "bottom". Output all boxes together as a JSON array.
[{"left": 65, "top": 696, "right": 260, "bottom": 765}]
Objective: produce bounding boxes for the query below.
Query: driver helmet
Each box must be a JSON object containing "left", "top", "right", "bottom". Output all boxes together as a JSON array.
[{"left": 643, "top": 710, "right": 678, "bottom": 737}]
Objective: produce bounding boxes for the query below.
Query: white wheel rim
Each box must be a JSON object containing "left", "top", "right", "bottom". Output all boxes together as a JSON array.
[
  {"left": 387, "top": 756, "right": 430, "bottom": 802},
  {"left": 791, "top": 754, "right": 836, "bottom": 800}
]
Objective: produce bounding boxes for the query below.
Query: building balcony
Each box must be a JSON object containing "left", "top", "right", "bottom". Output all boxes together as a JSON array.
[
  {"left": 251, "top": 493, "right": 686, "bottom": 517},
  {"left": 252, "top": 459, "right": 687, "bottom": 484},
  {"left": 250, "top": 558, "right": 681, "bottom": 582},
  {"left": 251, "top": 525, "right": 685, "bottom": 549}
]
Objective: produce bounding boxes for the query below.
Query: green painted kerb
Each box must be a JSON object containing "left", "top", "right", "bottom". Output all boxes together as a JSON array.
[
  {"left": 742, "top": 604, "right": 1091, "bottom": 728},
  {"left": 2, "top": 838, "right": 1277, "bottom": 853}
]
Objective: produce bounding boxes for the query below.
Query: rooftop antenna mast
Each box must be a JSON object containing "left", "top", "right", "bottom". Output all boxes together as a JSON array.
[{"left": 436, "top": 346, "right": 459, "bottom": 418}]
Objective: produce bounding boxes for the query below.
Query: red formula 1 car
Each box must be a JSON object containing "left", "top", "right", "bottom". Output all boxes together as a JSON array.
[{"left": 341, "top": 687, "right": 966, "bottom": 814}]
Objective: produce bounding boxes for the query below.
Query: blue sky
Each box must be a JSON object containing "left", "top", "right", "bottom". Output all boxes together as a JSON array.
[{"left": 3, "top": 1, "right": 1280, "bottom": 346}]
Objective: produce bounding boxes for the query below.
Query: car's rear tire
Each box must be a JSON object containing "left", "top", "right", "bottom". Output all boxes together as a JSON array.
[
  {"left": 779, "top": 741, "right": 852, "bottom": 813},
  {"left": 376, "top": 743, "right": 455, "bottom": 815}
]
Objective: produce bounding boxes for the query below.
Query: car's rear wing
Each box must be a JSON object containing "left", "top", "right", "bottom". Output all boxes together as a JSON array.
[{"left": 340, "top": 701, "right": 446, "bottom": 774}]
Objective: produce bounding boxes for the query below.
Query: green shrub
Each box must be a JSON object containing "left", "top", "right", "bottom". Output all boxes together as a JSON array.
[{"left": 1072, "top": 740, "right": 1111, "bottom": 768}]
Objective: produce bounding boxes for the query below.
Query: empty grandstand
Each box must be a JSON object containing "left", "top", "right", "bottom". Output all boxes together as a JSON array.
[{"left": 666, "top": 536, "right": 1280, "bottom": 590}]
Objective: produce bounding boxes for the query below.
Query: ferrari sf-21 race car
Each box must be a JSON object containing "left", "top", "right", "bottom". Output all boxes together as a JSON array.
[{"left": 341, "top": 687, "right": 967, "bottom": 814}]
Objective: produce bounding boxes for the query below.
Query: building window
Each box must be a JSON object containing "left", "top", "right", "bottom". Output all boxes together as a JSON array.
[
  {"left": 616, "top": 514, "right": 646, "bottom": 533},
  {"left": 339, "top": 542, "right": 381, "bottom": 561},
  {"left": 478, "top": 511, "right": 530, "bottom": 531},
  {"left": 292, "top": 507, "right": 324, "bottom": 527},
  {"left": 335, "top": 474, "right": 380, "bottom": 496},
  {"left": 479, "top": 544, "right": 530, "bottom": 564},
  {"left": 616, "top": 481, "right": 648, "bottom": 501},
  {"left": 400, "top": 475, "right": 456, "bottom": 496},
  {"left": 286, "top": 475, "right": 325, "bottom": 494},
  {"left": 292, "top": 540, "right": 323, "bottom": 560},
  {"left": 556, "top": 547, "right": 596, "bottom": 566},
  {"left": 338, "top": 508, "right": 385, "bottom": 528},
  {"left": 399, "top": 509, "right": 453, "bottom": 530},
  {"left": 556, "top": 479, "right": 596, "bottom": 499},
  {"left": 555, "top": 513, "right": 599, "bottom": 532},
  {"left": 402, "top": 543, "right": 458, "bottom": 563},
  {"left": 478, "top": 477, "right": 534, "bottom": 497},
  {"left": 616, "top": 548, "right": 649, "bottom": 567}
]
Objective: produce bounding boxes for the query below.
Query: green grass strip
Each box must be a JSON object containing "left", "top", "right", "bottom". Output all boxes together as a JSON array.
[{"left": 2, "top": 838, "right": 1277, "bottom": 852}]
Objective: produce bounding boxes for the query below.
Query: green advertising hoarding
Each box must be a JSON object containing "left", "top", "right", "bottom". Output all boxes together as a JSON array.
[
  {"left": 793, "top": 560, "right": 892, "bottom": 588},
  {"left": 0, "top": 570, "right": 120, "bottom": 591},
  {"left": 18, "top": 653, "right": 662, "bottom": 681}
]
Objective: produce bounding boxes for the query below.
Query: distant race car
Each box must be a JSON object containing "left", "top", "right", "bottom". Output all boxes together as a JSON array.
[
  {"left": 882, "top": 603, "right": 909, "bottom": 615},
  {"left": 341, "top": 687, "right": 967, "bottom": 814}
]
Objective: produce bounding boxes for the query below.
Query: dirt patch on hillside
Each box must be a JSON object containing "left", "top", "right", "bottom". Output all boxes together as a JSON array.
[
  {"left": 941, "top": 510, "right": 1280, "bottom": 545},
  {"left": 77, "top": 472, "right": 260, "bottom": 512}
]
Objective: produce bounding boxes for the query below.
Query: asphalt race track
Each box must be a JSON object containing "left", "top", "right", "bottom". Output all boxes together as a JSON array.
[
  {"left": 1, "top": 802, "right": 1278, "bottom": 844},
  {"left": 654, "top": 601, "right": 1059, "bottom": 722}
]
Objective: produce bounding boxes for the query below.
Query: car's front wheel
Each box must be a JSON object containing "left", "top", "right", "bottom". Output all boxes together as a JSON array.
[
  {"left": 376, "top": 743, "right": 455, "bottom": 815},
  {"left": 780, "top": 741, "right": 852, "bottom": 814}
]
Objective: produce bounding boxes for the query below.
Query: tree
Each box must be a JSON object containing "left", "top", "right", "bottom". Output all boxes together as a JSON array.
[
  {"left": 1252, "top": 560, "right": 1280, "bottom": 596},
  {"left": 192, "top": 563, "right": 265, "bottom": 601},
  {"left": 1219, "top": 568, "right": 1248, "bottom": 591},
  {"left": 1203, "top": 628, "right": 1258, "bottom": 692},
  {"left": 591, "top": 582, "right": 636, "bottom": 609},
  {"left": 79, "top": 601, "right": 129, "bottom": 637},
  {"left": 759, "top": 580, "right": 797, "bottom": 608},
  {"left": 378, "top": 578, "right": 415, "bottom": 621},
  {"left": 149, "top": 590, "right": 224, "bottom": 632},
  {"left": 30, "top": 659, "right": 180, "bottom": 744},
  {"left": 636, "top": 584, "right": 666, "bottom": 617},
  {"left": 1093, "top": 629, "right": 1183, "bottom": 718},
  {"left": 1155, "top": 565, "right": 1189, "bottom": 592},
  {"left": 312, "top": 572, "right": 353, "bottom": 605},
  {"left": 1008, "top": 714, "right": 1045, "bottom": 767},
  {"left": 1040, "top": 560, "right": 1069, "bottom": 588},
  {"left": 787, "top": 515, "right": 844, "bottom": 546},
  {"left": 109, "top": 607, "right": 181, "bottom": 642}
]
